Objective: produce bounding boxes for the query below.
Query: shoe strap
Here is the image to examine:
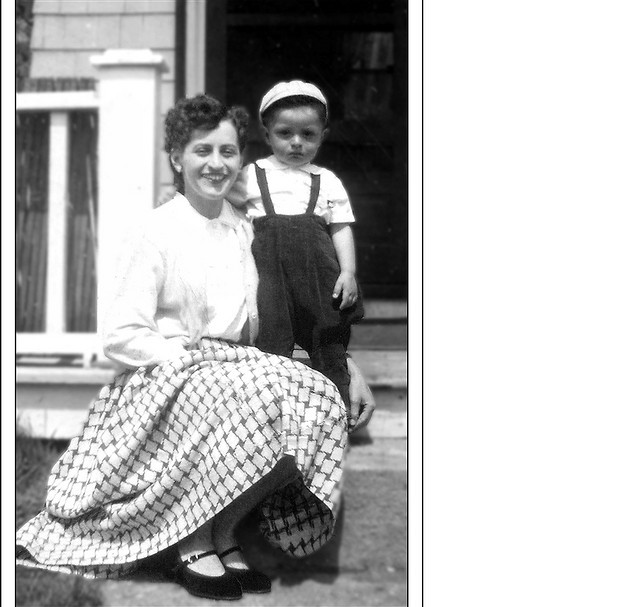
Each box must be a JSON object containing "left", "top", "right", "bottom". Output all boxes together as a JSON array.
[
  {"left": 182, "top": 549, "right": 219, "bottom": 566},
  {"left": 217, "top": 546, "right": 242, "bottom": 560}
]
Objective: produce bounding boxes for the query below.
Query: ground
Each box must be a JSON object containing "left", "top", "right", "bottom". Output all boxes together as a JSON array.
[{"left": 54, "top": 438, "right": 408, "bottom": 607}]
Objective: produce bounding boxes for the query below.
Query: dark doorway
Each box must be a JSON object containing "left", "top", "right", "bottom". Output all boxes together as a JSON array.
[{"left": 206, "top": 0, "right": 408, "bottom": 298}]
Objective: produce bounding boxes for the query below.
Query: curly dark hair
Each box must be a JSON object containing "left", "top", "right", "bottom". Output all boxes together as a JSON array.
[{"left": 164, "top": 94, "right": 250, "bottom": 193}]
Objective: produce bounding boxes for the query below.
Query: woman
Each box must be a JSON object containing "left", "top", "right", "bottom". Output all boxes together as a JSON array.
[{"left": 16, "top": 94, "right": 375, "bottom": 601}]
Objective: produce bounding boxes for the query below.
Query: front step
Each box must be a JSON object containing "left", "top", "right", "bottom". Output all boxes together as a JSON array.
[
  {"left": 16, "top": 380, "right": 406, "bottom": 441},
  {"left": 16, "top": 349, "right": 406, "bottom": 440},
  {"left": 351, "top": 298, "right": 407, "bottom": 350}
]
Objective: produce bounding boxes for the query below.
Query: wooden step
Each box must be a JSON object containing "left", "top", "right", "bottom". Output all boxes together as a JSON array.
[
  {"left": 16, "top": 348, "right": 406, "bottom": 440},
  {"left": 350, "top": 322, "right": 407, "bottom": 350},
  {"left": 361, "top": 299, "right": 407, "bottom": 319},
  {"left": 351, "top": 299, "right": 407, "bottom": 350}
]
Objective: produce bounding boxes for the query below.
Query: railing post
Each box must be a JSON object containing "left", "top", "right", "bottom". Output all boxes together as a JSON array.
[
  {"left": 90, "top": 50, "right": 168, "bottom": 346},
  {"left": 185, "top": 0, "right": 207, "bottom": 96},
  {"left": 46, "top": 111, "right": 70, "bottom": 333}
]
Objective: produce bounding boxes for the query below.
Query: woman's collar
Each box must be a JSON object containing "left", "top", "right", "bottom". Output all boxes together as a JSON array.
[{"left": 174, "top": 192, "right": 241, "bottom": 228}]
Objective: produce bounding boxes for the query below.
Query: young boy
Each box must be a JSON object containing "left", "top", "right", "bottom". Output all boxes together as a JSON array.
[{"left": 230, "top": 80, "right": 364, "bottom": 425}]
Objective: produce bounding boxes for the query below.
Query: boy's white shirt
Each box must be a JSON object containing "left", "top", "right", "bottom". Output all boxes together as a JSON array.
[
  {"left": 102, "top": 193, "right": 259, "bottom": 370},
  {"left": 243, "top": 155, "right": 356, "bottom": 224}
]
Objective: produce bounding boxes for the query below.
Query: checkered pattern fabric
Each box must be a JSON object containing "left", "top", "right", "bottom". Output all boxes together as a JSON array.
[{"left": 16, "top": 340, "right": 347, "bottom": 579}]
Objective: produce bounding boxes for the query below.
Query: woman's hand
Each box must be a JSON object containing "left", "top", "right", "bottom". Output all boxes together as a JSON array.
[
  {"left": 346, "top": 356, "right": 376, "bottom": 432},
  {"left": 333, "top": 271, "right": 358, "bottom": 310}
]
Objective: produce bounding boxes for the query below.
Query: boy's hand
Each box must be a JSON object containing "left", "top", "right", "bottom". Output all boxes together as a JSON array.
[
  {"left": 333, "top": 271, "right": 358, "bottom": 310},
  {"left": 226, "top": 170, "right": 248, "bottom": 207}
]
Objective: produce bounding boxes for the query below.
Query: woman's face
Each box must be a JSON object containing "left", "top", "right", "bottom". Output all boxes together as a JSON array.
[{"left": 171, "top": 119, "right": 242, "bottom": 213}]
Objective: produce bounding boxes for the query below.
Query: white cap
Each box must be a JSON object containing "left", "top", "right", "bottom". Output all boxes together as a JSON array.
[{"left": 259, "top": 80, "right": 328, "bottom": 118}]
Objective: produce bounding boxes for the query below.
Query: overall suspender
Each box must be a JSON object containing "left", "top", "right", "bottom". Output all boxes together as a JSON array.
[
  {"left": 306, "top": 173, "right": 321, "bottom": 215},
  {"left": 254, "top": 165, "right": 321, "bottom": 215}
]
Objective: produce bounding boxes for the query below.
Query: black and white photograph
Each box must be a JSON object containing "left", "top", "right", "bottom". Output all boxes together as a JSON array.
[
  {"left": 8, "top": 1, "right": 640, "bottom": 606},
  {"left": 10, "top": 1, "right": 411, "bottom": 605}
]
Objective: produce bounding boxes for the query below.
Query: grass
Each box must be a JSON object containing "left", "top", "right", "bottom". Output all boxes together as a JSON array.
[{"left": 16, "top": 428, "right": 104, "bottom": 607}]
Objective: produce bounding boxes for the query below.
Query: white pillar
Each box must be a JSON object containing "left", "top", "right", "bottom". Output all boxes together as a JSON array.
[
  {"left": 185, "top": 0, "right": 207, "bottom": 96},
  {"left": 46, "top": 111, "right": 70, "bottom": 333},
  {"left": 90, "top": 49, "right": 167, "bottom": 343}
]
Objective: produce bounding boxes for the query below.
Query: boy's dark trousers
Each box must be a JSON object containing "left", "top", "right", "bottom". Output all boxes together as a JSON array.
[{"left": 251, "top": 168, "right": 364, "bottom": 422}]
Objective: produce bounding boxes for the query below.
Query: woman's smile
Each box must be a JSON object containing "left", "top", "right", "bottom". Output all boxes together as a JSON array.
[{"left": 201, "top": 172, "right": 229, "bottom": 184}]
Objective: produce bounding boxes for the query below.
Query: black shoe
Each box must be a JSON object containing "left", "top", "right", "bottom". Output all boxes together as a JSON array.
[
  {"left": 218, "top": 546, "right": 272, "bottom": 594},
  {"left": 174, "top": 549, "right": 243, "bottom": 601}
]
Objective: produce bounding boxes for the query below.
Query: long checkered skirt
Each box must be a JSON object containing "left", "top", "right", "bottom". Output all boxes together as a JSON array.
[{"left": 16, "top": 340, "right": 348, "bottom": 579}]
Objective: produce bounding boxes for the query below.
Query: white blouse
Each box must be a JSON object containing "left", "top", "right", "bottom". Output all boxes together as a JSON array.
[
  {"left": 103, "top": 193, "right": 259, "bottom": 369},
  {"left": 243, "top": 155, "right": 356, "bottom": 224}
]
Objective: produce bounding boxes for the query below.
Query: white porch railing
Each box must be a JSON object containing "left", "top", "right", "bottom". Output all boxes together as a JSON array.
[
  {"left": 16, "top": 49, "right": 168, "bottom": 368},
  {"left": 17, "top": 91, "right": 100, "bottom": 366}
]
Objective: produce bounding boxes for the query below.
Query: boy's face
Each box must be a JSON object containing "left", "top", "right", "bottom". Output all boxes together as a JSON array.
[{"left": 263, "top": 106, "right": 327, "bottom": 168}]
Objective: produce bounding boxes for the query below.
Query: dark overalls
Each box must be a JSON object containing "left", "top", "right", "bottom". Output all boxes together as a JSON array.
[{"left": 251, "top": 166, "right": 364, "bottom": 421}]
